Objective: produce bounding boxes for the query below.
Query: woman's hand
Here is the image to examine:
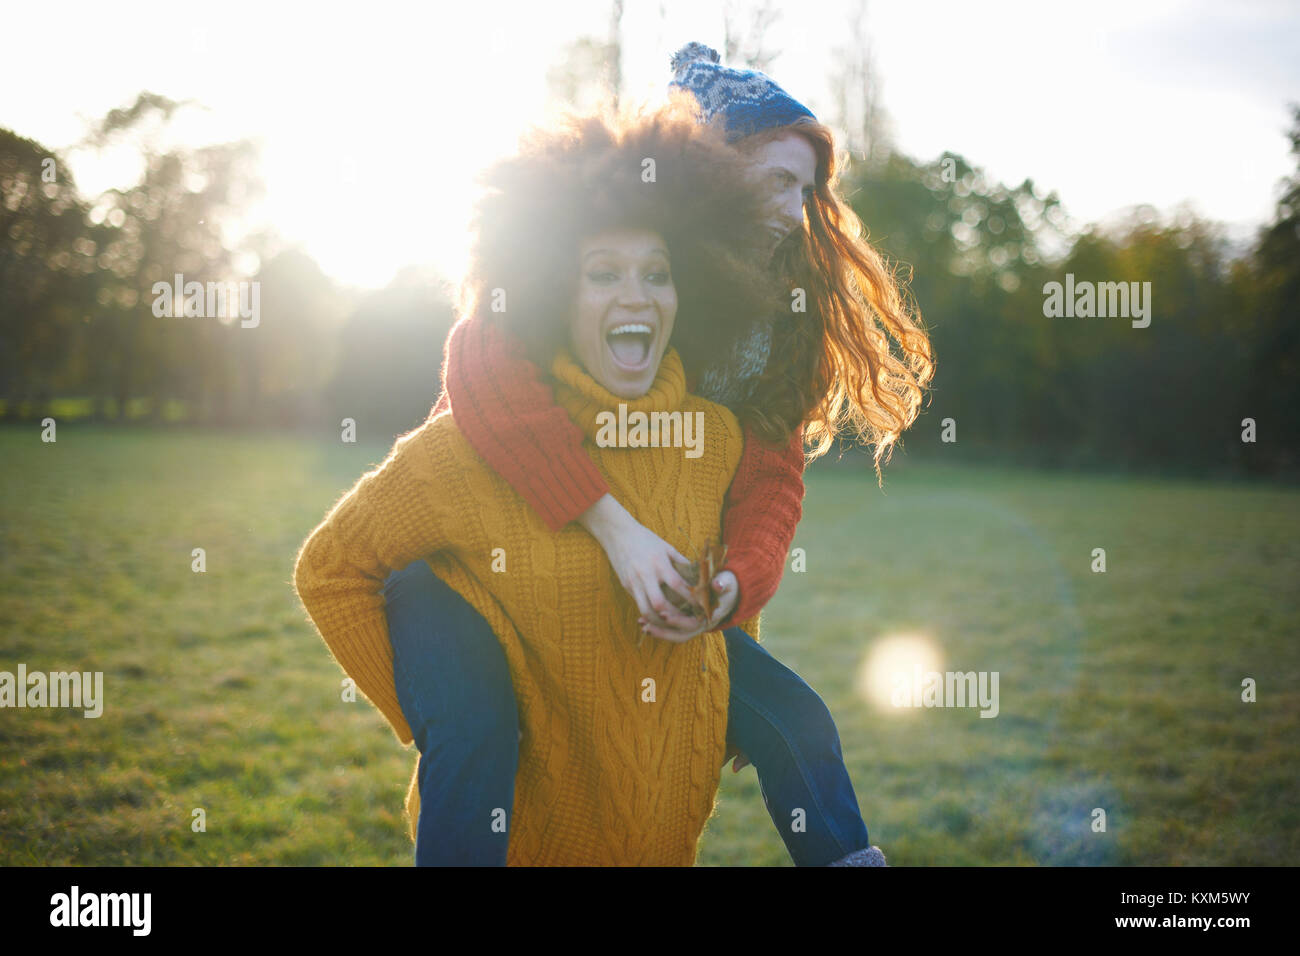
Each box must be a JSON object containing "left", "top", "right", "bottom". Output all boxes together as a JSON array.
[
  {"left": 579, "top": 494, "right": 702, "bottom": 631},
  {"left": 639, "top": 571, "right": 739, "bottom": 643},
  {"left": 723, "top": 744, "right": 752, "bottom": 773}
]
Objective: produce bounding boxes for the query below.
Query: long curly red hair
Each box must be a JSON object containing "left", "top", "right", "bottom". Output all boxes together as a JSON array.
[{"left": 727, "top": 117, "right": 936, "bottom": 482}]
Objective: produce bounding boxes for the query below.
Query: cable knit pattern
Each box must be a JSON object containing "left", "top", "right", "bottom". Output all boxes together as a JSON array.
[
  {"left": 294, "top": 347, "right": 758, "bottom": 865},
  {"left": 433, "top": 311, "right": 805, "bottom": 626}
]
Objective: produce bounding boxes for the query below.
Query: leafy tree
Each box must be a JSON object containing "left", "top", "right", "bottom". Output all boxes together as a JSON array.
[
  {"left": 0, "top": 129, "right": 96, "bottom": 420},
  {"left": 79, "top": 92, "right": 262, "bottom": 422},
  {"left": 1233, "top": 103, "right": 1300, "bottom": 474}
]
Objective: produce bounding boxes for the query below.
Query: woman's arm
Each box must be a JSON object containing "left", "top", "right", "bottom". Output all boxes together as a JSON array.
[
  {"left": 437, "top": 313, "right": 699, "bottom": 630},
  {"left": 715, "top": 423, "right": 806, "bottom": 630},
  {"left": 436, "top": 314, "right": 608, "bottom": 530},
  {"left": 292, "top": 423, "right": 458, "bottom": 745}
]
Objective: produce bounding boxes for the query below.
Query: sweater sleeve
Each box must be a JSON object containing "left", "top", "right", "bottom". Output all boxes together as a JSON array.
[
  {"left": 437, "top": 313, "right": 610, "bottom": 531},
  {"left": 716, "top": 423, "right": 807, "bottom": 630},
  {"left": 292, "top": 423, "right": 456, "bottom": 745}
]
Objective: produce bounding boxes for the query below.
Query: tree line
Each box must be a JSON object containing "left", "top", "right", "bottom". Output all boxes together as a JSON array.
[{"left": 1, "top": 94, "right": 1296, "bottom": 478}]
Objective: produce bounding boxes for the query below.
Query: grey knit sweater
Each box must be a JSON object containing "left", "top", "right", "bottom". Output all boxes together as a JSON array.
[{"left": 693, "top": 316, "right": 775, "bottom": 407}]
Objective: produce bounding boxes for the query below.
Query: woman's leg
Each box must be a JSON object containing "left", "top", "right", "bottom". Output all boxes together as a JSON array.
[
  {"left": 383, "top": 560, "right": 519, "bottom": 866},
  {"left": 723, "top": 627, "right": 871, "bottom": 866}
]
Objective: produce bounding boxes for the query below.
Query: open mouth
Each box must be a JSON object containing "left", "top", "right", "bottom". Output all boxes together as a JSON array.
[{"left": 605, "top": 322, "right": 655, "bottom": 370}]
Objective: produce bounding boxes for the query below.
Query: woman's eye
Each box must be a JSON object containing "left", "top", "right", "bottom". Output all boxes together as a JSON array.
[
  {"left": 587, "top": 271, "right": 617, "bottom": 283},
  {"left": 646, "top": 271, "right": 671, "bottom": 285}
]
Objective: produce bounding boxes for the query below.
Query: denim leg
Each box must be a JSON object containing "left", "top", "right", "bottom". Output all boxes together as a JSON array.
[
  {"left": 724, "top": 627, "right": 870, "bottom": 866},
  {"left": 383, "top": 560, "right": 519, "bottom": 866}
]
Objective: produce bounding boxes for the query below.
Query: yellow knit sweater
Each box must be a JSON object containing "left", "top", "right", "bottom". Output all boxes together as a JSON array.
[{"left": 292, "top": 347, "right": 759, "bottom": 865}]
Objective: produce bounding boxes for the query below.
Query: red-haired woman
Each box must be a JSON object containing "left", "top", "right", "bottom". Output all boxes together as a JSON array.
[{"left": 378, "top": 44, "right": 933, "bottom": 865}]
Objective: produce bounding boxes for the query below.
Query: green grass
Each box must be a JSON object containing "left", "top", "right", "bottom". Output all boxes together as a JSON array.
[{"left": 1, "top": 425, "right": 1296, "bottom": 865}]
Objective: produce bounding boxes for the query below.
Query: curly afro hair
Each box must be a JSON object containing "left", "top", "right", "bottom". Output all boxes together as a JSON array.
[{"left": 459, "top": 98, "right": 782, "bottom": 377}]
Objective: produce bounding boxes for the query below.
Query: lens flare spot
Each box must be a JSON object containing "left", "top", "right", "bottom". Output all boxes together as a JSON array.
[{"left": 856, "top": 632, "right": 945, "bottom": 715}]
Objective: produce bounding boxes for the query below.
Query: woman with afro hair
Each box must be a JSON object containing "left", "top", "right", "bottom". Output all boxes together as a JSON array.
[{"left": 298, "top": 45, "right": 931, "bottom": 866}]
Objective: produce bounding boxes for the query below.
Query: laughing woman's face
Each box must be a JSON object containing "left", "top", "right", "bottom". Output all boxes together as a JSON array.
[
  {"left": 746, "top": 132, "right": 818, "bottom": 253},
  {"left": 570, "top": 228, "right": 678, "bottom": 399}
]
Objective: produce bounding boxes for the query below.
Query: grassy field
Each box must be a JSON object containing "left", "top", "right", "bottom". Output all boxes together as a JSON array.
[{"left": 1, "top": 424, "right": 1297, "bottom": 865}]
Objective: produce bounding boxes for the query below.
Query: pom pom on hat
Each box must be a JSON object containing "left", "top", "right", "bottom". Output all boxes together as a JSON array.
[{"left": 670, "top": 42, "right": 721, "bottom": 77}]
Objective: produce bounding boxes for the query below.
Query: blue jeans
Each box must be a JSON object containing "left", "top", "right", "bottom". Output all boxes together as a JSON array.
[{"left": 382, "top": 559, "right": 870, "bottom": 866}]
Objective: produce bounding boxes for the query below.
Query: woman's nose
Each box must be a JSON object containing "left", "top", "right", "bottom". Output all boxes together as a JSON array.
[
  {"left": 617, "top": 277, "right": 653, "bottom": 305},
  {"left": 780, "top": 194, "right": 805, "bottom": 231}
]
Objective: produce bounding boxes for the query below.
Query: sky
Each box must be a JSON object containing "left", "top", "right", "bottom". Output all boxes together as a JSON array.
[{"left": 3, "top": 0, "right": 1297, "bottom": 289}]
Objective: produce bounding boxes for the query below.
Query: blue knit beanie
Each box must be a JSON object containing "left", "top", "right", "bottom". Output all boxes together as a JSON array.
[{"left": 668, "top": 42, "right": 816, "bottom": 142}]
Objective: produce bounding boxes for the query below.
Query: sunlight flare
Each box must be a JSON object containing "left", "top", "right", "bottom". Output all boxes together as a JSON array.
[{"left": 856, "top": 632, "right": 945, "bottom": 715}]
